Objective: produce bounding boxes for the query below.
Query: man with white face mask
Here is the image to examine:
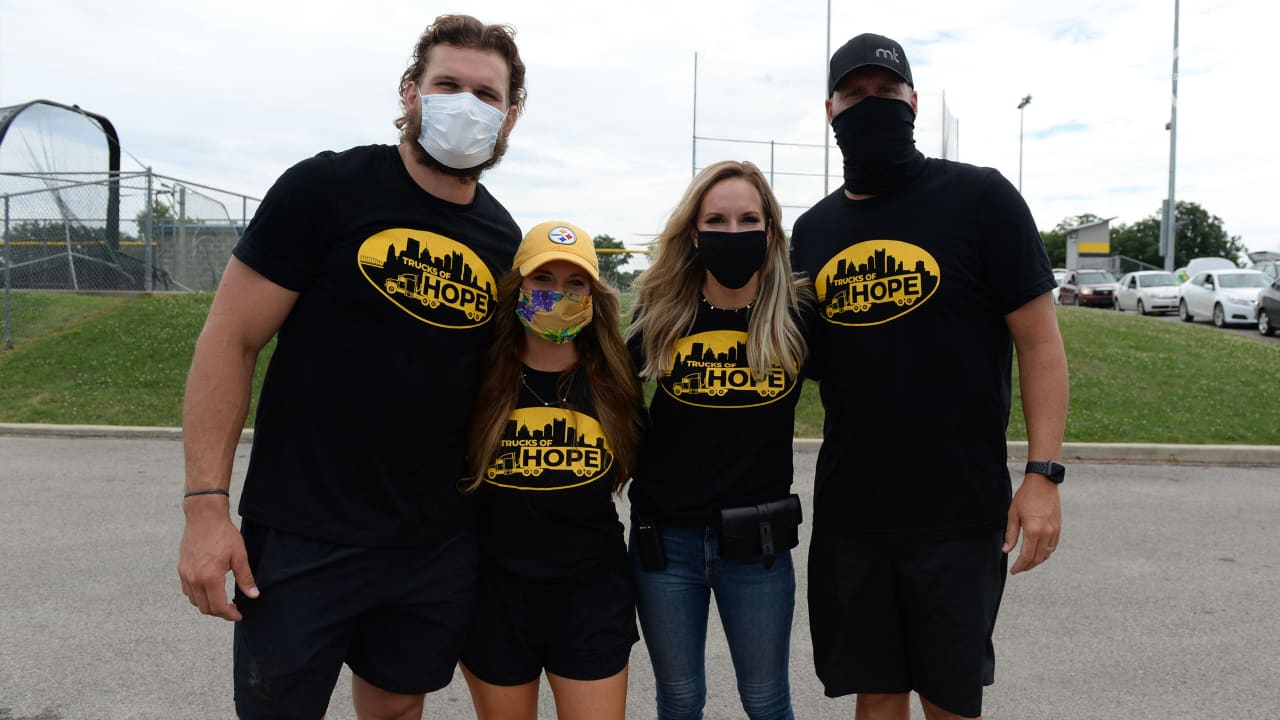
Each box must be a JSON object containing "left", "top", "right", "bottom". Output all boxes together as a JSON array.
[{"left": 177, "top": 14, "right": 525, "bottom": 719}]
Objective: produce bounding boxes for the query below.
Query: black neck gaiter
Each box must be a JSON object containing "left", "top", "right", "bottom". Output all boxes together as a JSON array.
[{"left": 832, "top": 96, "right": 926, "bottom": 196}]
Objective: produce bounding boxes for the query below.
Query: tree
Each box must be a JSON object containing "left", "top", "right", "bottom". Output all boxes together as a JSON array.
[
  {"left": 1110, "top": 201, "right": 1246, "bottom": 269},
  {"left": 593, "top": 234, "right": 637, "bottom": 289},
  {"left": 1167, "top": 201, "right": 1247, "bottom": 267},
  {"left": 1108, "top": 217, "right": 1161, "bottom": 268},
  {"left": 133, "top": 198, "right": 174, "bottom": 238}
]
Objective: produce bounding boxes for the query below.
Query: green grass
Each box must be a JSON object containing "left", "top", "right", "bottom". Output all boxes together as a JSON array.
[
  {"left": 1020, "top": 306, "right": 1280, "bottom": 444},
  {"left": 1, "top": 290, "right": 131, "bottom": 346},
  {"left": 0, "top": 291, "right": 271, "bottom": 426},
  {"left": 2, "top": 292, "right": 1277, "bottom": 444}
]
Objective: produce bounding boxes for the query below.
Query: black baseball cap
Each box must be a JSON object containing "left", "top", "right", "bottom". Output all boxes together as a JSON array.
[{"left": 828, "top": 33, "right": 913, "bottom": 96}]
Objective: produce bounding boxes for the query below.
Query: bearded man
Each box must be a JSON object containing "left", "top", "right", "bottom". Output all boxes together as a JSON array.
[{"left": 177, "top": 15, "right": 525, "bottom": 719}]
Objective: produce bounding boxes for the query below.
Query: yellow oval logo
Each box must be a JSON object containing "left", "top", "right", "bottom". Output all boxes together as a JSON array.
[
  {"left": 484, "top": 407, "right": 614, "bottom": 491},
  {"left": 358, "top": 228, "right": 498, "bottom": 328},
  {"left": 815, "top": 240, "right": 940, "bottom": 326},
  {"left": 659, "top": 330, "right": 798, "bottom": 409}
]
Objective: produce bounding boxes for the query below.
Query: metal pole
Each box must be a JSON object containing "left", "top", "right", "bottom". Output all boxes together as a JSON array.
[
  {"left": 823, "top": 0, "right": 831, "bottom": 196},
  {"left": 1018, "top": 108, "right": 1024, "bottom": 192},
  {"left": 3, "top": 195, "right": 12, "bottom": 350},
  {"left": 770, "top": 141, "right": 776, "bottom": 187},
  {"left": 177, "top": 185, "right": 188, "bottom": 290},
  {"left": 1017, "top": 95, "right": 1031, "bottom": 193},
  {"left": 64, "top": 215, "right": 80, "bottom": 291},
  {"left": 692, "top": 52, "right": 698, "bottom": 179},
  {"left": 1162, "top": 0, "right": 1180, "bottom": 272},
  {"left": 145, "top": 168, "right": 154, "bottom": 293},
  {"left": 941, "top": 90, "right": 947, "bottom": 159}
]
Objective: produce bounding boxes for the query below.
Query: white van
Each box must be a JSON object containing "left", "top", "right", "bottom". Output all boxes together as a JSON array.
[{"left": 1173, "top": 257, "right": 1236, "bottom": 283}]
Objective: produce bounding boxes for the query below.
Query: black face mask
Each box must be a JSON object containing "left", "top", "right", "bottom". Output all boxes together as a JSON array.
[
  {"left": 695, "top": 229, "right": 768, "bottom": 290},
  {"left": 831, "top": 95, "right": 926, "bottom": 196}
]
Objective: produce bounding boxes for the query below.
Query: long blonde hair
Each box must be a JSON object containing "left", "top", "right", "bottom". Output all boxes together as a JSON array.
[
  {"left": 629, "top": 160, "right": 811, "bottom": 381},
  {"left": 464, "top": 271, "right": 646, "bottom": 494}
]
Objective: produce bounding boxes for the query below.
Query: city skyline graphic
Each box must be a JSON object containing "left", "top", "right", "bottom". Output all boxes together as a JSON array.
[
  {"left": 818, "top": 240, "right": 941, "bottom": 327},
  {"left": 485, "top": 408, "right": 614, "bottom": 491},
  {"left": 356, "top": 229, "right": 497, "bottom": 328},
  {"left": 661, "top": 330, "right": 797, "bottom": 409}
]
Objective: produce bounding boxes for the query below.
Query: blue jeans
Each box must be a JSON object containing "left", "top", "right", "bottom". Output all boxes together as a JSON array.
[{"left": 629, "top": 525, "right": 796, "bottom": 720}]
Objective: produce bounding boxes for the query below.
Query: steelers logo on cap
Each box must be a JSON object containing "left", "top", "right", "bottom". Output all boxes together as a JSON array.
[{"left": 548, "top": 226, "right": 577, "bottom": 245}]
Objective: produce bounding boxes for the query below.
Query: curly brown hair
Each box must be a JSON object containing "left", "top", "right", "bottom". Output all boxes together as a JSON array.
[{"left": 394, "top": 14, "right": 528, "bottom": 135}]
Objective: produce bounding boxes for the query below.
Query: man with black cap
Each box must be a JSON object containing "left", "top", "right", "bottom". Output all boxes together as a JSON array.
[{"left": 791, "top": 33, "right": 1069, "bottom": 720}]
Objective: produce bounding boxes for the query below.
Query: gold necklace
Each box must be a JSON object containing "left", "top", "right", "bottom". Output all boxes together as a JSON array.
[{"left": 520, "top": 371, "right": 571, "bottom": 407}]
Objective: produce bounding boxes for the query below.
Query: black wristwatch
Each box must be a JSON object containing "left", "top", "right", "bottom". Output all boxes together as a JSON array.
[{"left": 1025, "top": 460, "right": 1066, "bottom": 484}]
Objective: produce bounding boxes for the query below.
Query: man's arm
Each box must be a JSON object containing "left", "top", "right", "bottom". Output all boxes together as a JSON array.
[
  {"left": 1003, "top": 291, "right": 1068, "bottom": 575},
  {"left": 177, "top": 256, "right": 299, "bottom": 620}
]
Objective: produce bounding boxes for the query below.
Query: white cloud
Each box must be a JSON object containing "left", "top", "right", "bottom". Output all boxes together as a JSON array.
[{"left": 2, "top": 0, "right": 1274, "bottom": 255}]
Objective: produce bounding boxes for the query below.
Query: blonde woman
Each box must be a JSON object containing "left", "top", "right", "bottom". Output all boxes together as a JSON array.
[
  {"left": 460, "top": 221, "right": 646, "bottom": 720},
  {"left": 627, "top": 161, "right": 813, "bottom": 720}
]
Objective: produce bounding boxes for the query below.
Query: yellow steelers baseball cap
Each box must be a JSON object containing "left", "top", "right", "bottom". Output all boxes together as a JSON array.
[{"left": 514, "top": 221, "right": 599, "bottom": 280}]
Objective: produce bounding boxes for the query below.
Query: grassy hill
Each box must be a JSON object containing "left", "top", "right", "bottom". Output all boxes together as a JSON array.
[{"left": 1, "top": 291, "right": 1277, "bottom": 443}]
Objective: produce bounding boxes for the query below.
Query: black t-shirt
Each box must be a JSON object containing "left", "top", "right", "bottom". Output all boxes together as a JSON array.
[
  {"left": 790, "top": 158, "right": 1054, "bottom": 542},
  {"left": 628, "top": 304, "right": 802, "bottom": 526},
  {"left": 475, "top": 367, "right": 625, "bottom": 578},
  {"left": 232, "top": 144, "right": 520, "bottom": 546}
]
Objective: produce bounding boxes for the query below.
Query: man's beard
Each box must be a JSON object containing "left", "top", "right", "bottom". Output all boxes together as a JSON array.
[{"left": 401, "top": 103, "right": 509, "bottom": 182}]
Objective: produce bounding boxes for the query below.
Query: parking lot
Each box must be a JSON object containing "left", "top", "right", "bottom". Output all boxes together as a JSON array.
[
  {"left": 2, "top": 434, "right": 1279, "bottom": 719},
  {"left": 1144, "top": 308, "right": 1280, "bottom": 345}
]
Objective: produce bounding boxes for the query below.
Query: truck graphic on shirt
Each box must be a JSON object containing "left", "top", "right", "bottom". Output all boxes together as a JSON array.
[
  {"left": 671, "top": 372, "right": 721, "bottom": 397},
  {"left": 384, "top": 271, "right": 487, "bottom": 321},
  {"left": 825, "top": 287, "right": 873, "bottom": 316},
  {"left": 486, "top": 451, "right": 543, "bottom": 479}
]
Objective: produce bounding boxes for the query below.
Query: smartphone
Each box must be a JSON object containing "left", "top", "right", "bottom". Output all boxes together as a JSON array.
[{"left": 635, "top": 520, "right": 667, "bottom": 572}]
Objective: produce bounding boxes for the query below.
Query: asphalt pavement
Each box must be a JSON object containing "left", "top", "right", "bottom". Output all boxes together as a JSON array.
[{"left": 2, "top": 432, "right": 1279, "bottom": 719}]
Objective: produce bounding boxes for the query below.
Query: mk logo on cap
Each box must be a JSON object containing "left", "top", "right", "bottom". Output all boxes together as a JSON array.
[
  {"left": 875, "top": 47, "right": 901, "bottom": 63},
  {"left": 548, "top": 226, "right": 577, "bottom": 245}
]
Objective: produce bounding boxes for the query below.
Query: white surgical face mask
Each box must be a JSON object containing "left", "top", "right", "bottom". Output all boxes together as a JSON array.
[{"left": 417, "top": 92, "right": 507, "bottom": 170}]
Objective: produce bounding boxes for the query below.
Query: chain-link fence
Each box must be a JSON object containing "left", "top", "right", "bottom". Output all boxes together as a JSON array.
[{"left": 2, "top": 169, "right": 259, "bottom": 349}]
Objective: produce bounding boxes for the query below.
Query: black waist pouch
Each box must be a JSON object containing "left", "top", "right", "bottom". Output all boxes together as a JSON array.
[{"left": 718, "top": 494, "right": 803, "bottom": 569}]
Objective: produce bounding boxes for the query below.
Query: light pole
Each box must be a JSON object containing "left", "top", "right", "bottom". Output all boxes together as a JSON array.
[
  {"left": 1161, "top": 0, "right": 1181, "bottom": 272},
  {"left": 1017, "top": 94, "right": 1032, "bottom": 193},
  {"left": 823, "top": 0, "right": 831, "bottom": 195}
]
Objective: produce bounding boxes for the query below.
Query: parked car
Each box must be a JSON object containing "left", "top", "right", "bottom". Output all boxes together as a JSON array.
[
  {"left": 1052, "top": 268, "right": 1068, "bottom": 303},
  {"left": 1057, "top": 269, "right": 1118, "bottom": 307},
  {"left": 1249, "top": 256, "right": 1280, "bottom": 281},
  {"left": 1247, "top": 250, "right": 1280, "bottom": 279},
  {"left": 1177, "top": 269, "right": 1271, "bottom": 327},
  {"left": 1114, "top": 270, "right": 1181, "bottom": 315},
  {"left": 1255, "top": 277, "right": 1280, "bottom": 336},
  {"left": 1173, "top": 257, "right": 1236, "bottom": 284}
]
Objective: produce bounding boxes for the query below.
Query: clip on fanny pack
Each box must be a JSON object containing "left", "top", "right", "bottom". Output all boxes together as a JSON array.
[{"left": 718, "top": 494, "right": 803, "bottom": 569}]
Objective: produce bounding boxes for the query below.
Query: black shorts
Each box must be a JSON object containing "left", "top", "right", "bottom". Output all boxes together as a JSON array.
[
  {"left": 807, "top": 529, "right": 1007, "bottom": 719},
  {"left": 460, "top": 553, "right": 638, "bottom": 685},
  {"left": 233, "top": 519, "right": 477, "bottom": 720}
]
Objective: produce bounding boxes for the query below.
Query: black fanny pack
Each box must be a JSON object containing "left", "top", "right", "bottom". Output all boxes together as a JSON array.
[{"left": 718, "top": 494, "right": 803, "bottom": 569}]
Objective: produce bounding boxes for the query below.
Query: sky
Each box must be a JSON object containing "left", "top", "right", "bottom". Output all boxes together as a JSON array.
[{"left": 2, "top": 0, "right": 1276, "bottom": 264}]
